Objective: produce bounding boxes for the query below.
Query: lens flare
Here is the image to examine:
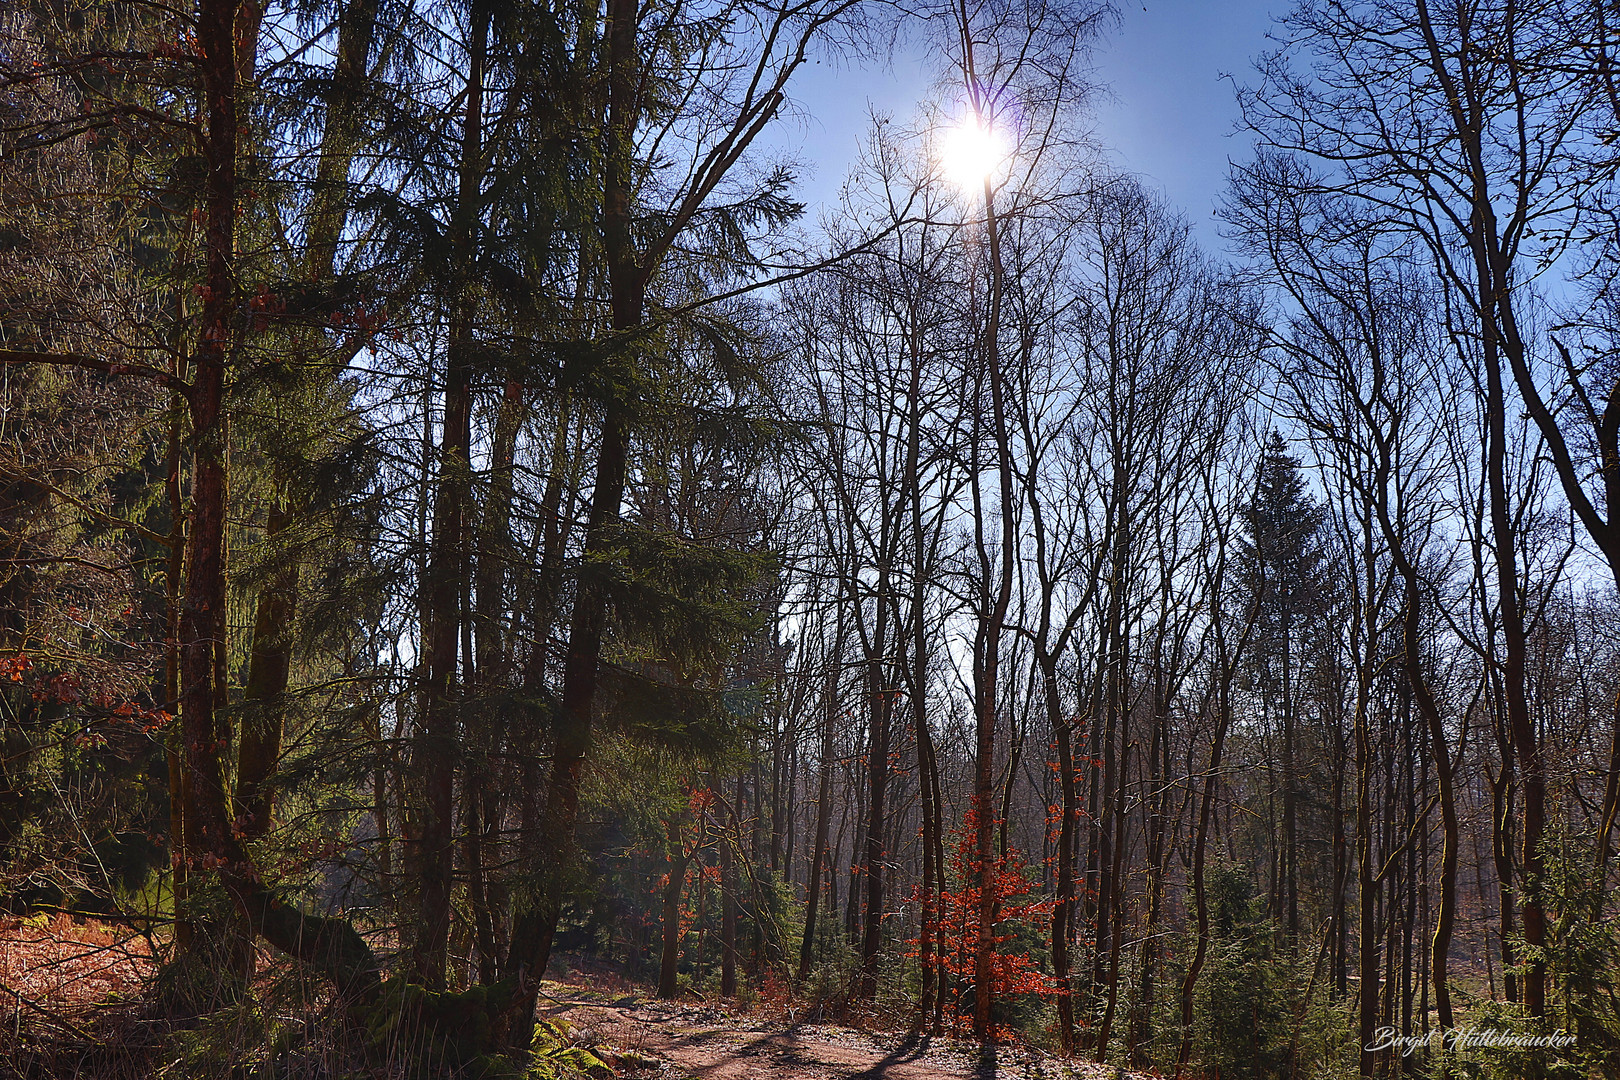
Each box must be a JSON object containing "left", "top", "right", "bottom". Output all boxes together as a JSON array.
[{"left": 939, "top": 116, "right": 1009, "bottom": 191}]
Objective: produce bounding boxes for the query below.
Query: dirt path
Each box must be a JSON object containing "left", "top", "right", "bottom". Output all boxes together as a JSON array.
[{"left": 538, "top": 983, "right": 1135, "bottom": 1080}]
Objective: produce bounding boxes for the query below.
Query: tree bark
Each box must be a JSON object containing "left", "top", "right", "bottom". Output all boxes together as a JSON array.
[
  {"left": 178, "top": 0, "right": 244, "bottom": 971},
  {"left": 659, "top": 814, "right": 699, "bottom": 999},
  {"left": 1179, "top": 541, "right": 1249, "bottom": 1074},
  {"left": 236, "top": 0, "right": 377, "bottom": 850},
  {"left": 858, "top": 615, "right": 891, "bottom": 999},
  {"left": 1049, "top": 662, "right": 1078, "bottom": 1052},
  {"left": 962, "top": 70, "right": 1016, "bottom": 1048},
  {"left": 799, "top": 637, "right": 839, "bottom": 979},
  {"left": 721, "top": 803, "right": 739, "bottom": 998},
  {"left": 411, "top": 0, "right": 487, "bottom": 988}
]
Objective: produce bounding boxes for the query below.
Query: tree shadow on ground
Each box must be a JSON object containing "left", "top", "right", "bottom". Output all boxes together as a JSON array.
[{"left": 848, "top": 1032, "right": 931, "bottom": 1079}]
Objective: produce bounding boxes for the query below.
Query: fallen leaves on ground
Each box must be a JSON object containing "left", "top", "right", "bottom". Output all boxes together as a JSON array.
[
  {"left": 0, "top": 913, "right": 155, "bottom": 1022},
  {"left": 538, "top": 974, "right": 1155, "bottom": 1080}
]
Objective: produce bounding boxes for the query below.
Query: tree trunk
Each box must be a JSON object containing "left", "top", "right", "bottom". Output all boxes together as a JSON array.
[
  {"left": 966, "top": 101, "right": 1015, "bottom": 1050},
  {"left": 465, "top": 780, "right": 497, "bottom": 986},
  {"left": 178, "top": 0, "right": 244, "bottom": 973},
  {"left": 1408, "top": 2, "right": 1546, "bottom": 1012},
  {"left": 903, "top": 313, "right": 940, "bottom": 1030},
  {"left": 721, "top": 811, "right": 739, "bottom": 998},
  {"left": 1402, "top": 579, "right": 1458, "bottom": 1029},
  {"left": 236, "top": 499, "right": 294, "bottom": 844},
  {"left": 1492, "top": 758, "right": 1518, "bottom": 1004},
  {"left": 1092, "top": 476, "right": 1128, "bottom": 1037},
  {"left": 1475, "top": 228, "right": 1545, "bottom": 1019},
  {"left": 1049, "top": 659, "right": 1078, "bottom": 1052},
  {"left": 1179, "top": 599, "right": 1245, "bottom": 1073},
  {"left": 1132, "top": 681, "right": 1169, "bottom": 1067},
  {"left": 845, "top": 767, "right": 865, "bottom": 945},
  {"left": 659, "top": 815, "right": 698, "bottom": 999},
  {"left": 914, "top": 689, "right": 940, "bottom": 1028},
  {"left": 236, "top": 0, "right": 377, "bottom": 851},
  {"left": 800, "top": 641, "right": 839, "bottom": 979},
  {"left": 1331, "top": 700, "right": 1349, "bottom": 999},
  {"left": 858, "top": 603, "right": 891, "bottom": 998},
  {"left": 504, "top": 0, "right": 648, "bottom": 1033},
  {"left": 1357, "top": 671, "right": 1380, "bottom": 1079},
  {"left": 1095, "top": 693, "right": 1130, "bottom": 1062},
  {"left": 412, "top": 0, "right": 487, "bottom": 988},
  {"left": 164, "top": 401, "right": 189, "bottom": 953}
]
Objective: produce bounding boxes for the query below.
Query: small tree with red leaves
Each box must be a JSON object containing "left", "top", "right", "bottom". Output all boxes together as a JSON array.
[{"left": 912, "top": 802, "right": 1054, "bottom": 1039}]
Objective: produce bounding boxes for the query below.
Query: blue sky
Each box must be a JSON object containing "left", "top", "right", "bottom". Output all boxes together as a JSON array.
[{"left": 779, "top": 0, "right": 1284, "bottom": 252}]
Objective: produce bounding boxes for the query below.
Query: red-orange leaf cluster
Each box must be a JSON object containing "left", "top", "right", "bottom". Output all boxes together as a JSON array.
[{"left": 911, "top": 802, "right": 1055, "bottom": 1033}]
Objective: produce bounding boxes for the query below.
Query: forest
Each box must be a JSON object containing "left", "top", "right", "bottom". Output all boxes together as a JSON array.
[{"left": 1, "top": 0, "right": 1619, "bottom": 1077}]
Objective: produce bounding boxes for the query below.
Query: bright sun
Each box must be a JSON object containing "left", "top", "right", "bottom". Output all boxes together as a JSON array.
[{"left": 939, "top": 116, "right": 1009, "bottom": 192}]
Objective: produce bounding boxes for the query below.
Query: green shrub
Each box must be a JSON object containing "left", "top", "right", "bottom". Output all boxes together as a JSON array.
[{"left": 1187, "top": 862, "right": 1292, "bottom": 1080}]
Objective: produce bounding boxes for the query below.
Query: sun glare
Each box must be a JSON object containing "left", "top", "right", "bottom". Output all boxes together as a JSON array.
[{"left": 939, "top": 116, "right": 1008, "bottom": 192}]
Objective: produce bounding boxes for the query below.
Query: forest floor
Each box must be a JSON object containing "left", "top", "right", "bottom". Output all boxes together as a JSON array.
[
  {"left": 0, "top": 912, "right": 157, "bottom": 1026},
  {"left": 0, "top": 918, "right": 1148, "bottom": 1080},
  {"left": 539, "top": 959, "right": 1145, "bottom": 1080}
]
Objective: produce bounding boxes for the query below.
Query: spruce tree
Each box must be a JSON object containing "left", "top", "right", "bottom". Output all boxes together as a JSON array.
[{"left": 1234, "top": 431, "right": 1335, "bottom": 944}]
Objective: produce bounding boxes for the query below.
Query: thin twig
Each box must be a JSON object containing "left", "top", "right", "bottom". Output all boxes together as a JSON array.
[{"left": 0, "top": 978, "right": 95, "bottom": 1042}]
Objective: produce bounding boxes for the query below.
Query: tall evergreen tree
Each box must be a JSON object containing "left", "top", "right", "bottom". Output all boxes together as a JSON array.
[{"left": 1235, "top": 432, "right": 1335, "bottom": 943}]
